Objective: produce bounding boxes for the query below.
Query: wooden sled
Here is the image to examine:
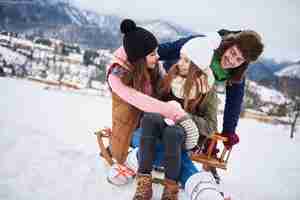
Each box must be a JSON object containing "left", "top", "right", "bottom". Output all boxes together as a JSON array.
[{"left": 95, "top": 128, "right": 232, "bottom": 171}]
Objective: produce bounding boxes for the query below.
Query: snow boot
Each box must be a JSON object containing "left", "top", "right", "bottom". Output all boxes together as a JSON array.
[
  {"left": 133, "top": 173, "right": 153, "bottom": 200},
  {"left": 161, "top": 178, "right": 179, "bottom": 200},
  {"left": 185, "top": 171, "right": 224, "bottom": 200},
  {"left": 107, "top": 163, "right": 136, "bottom": 186}
]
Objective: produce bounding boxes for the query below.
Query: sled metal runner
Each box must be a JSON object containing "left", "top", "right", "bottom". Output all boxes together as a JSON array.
[{"left": 95, "top": 128, "right": 232, "bottom": 170}]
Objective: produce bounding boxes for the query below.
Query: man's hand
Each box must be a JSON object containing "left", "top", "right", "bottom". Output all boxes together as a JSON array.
[{"left": 222, "top": 132, "right": 239, "bottom": 150}]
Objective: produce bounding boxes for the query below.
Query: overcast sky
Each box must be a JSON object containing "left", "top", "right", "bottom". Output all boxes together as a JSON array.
[{"left": 74, "top": 0, "right": 300, "bottom": 61}]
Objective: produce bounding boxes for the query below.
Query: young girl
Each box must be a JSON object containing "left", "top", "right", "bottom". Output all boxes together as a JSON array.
[{"left": 131, "top": 37, "right": 219, "bottom": 200}]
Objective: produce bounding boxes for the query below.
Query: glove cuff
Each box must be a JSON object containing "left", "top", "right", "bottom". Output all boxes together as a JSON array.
[{"left": 177, "top": 117, "right": 199, "bottom": 150}]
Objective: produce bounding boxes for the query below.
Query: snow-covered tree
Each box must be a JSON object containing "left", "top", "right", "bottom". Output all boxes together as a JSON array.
[{"left": 288, "top": 96, "right": 300, "bottom": 139}]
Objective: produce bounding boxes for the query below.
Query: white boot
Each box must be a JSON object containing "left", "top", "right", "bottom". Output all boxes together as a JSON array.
[
  {"left": 106, "top": 148, "right": 139, "bottom": 186},
  {"left": 107, "top": 163, "right": 136, "bottom": 185},
  {"left": 185, "top": 171, "right": 224, "bottom": 200}
]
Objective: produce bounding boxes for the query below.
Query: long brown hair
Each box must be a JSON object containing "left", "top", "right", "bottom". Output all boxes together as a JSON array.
[
  {"left": 129, "top": 58, "right": 160, "bottom": 96},
  {"left": 159, "top": 62, "right": 207, "bottom": 113}
]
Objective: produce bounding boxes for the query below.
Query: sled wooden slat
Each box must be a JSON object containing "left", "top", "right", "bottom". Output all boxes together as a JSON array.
[
  {"left": 190, "top": 133, "right": 231, "bottom": 170},
  {"left": 95, "top": 128, "right": 114, "bottom": 166},
  {"left": 191, "top": 154, "right": 227, "bottom": 169}
]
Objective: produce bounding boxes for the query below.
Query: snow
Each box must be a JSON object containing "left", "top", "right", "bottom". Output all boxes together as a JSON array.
[
  {"left": 1, "top": 77, "right": 300, "bottom": 200},
  {"left": 81, "top": 11, "right": 106, "bottom": 26},
  {"left": 64, "top": 6, "right": 84, "bottom": 26},
  {"left": 275, "top": 63, "right": 300, "bottom": 79},
  {"left": 0, "top": 46, "right": 27, "bottom": 65},
  {"left": 37, "top": 0, "right": 63, "bottom": 6},
  {"left": 142, "top": 21, "right": 182, "bottom": 42},
  {"left": 248, "top": 81, "right": 288, "bottom": 104}
]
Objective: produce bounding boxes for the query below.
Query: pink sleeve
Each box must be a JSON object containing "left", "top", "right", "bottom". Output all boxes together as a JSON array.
[{"left": 108, "top": 74, "right": 174, "bottom": 119}]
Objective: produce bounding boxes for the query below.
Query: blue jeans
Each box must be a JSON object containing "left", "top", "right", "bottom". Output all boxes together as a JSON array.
[{"left": 131, "top": 128, "right": 199, "bottom": 188}]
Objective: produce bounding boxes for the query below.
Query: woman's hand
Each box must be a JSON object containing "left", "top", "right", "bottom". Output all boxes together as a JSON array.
[{"left": 165, "top": 100, "right": 187, "bottom": 121}]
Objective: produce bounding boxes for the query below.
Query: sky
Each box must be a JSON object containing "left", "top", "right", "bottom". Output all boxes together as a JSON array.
[{"left": 73, "top": 0, "right": 300, "bottom": 62}]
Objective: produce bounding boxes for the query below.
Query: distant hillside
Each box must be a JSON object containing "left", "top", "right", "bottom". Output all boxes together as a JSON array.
[
  {"left": 275, "top": 62, "right": 300, "bottom": 79},
  {"left": 0, "top": 0, "right": 193, "bottom": 49},
  {"left": 246, "top": 58, "right": 299, "bottom": 89}
]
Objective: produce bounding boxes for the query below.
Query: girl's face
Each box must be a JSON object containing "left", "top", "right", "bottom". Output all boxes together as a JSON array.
[
  {"left": 177, "top": 53, "right": 191, "bottom": 76},
  {"left": 221, "top": 45, "right": 246, "bottom": 69},
  {"left": 145, "top": 48, "right": 160, "bottom": 69}
]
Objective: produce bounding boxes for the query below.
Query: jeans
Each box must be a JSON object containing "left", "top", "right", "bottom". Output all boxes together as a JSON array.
[
  {"left": 132, "top": 127, "right": 199, "bottom": 188},
  {"left": 137, "top": 113, "right": 185, "bottom": 181}
]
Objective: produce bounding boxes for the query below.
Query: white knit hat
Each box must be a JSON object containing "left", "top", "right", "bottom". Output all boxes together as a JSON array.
[
  {"left": 180, "top": 33, "right": 221, "bottom": 88},
  {"left": 180, "top": 33, "right": 221, "bottom": 71}
]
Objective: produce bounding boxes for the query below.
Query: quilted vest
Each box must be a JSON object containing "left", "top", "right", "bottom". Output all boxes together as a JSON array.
[{"left": 109, "top": 66, "right": 142, "bottom": 164}]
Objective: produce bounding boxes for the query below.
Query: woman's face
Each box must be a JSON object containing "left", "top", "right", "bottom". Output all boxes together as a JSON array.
[
  {"left": 145, "top": 48, "right": 160, "bottom": 69},
  {"left": 177, "top": 53, "right": 191, "bottom": 76},
  {"left": 221, "top": 45, "right": 246, "bottom": 69}
]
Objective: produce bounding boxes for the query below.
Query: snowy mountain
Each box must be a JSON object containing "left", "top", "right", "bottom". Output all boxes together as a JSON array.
[
  {"left": 1, "top": 77, "right": 300, "bottom": 200},
  {"left": 0, "top": 0, "right": 193, "bottom": 49},
  {"left": 275, "top": 63, "right": 300, "bottom": 79},
  {"left": 247, "top": 59, "right": 300, "bottom": 98},
  {"left": 141, "top": 19, "right": 194, "bottom": 43}
]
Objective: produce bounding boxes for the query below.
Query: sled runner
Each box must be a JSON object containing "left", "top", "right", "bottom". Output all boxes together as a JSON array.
[{"left": 94, "top": 128, "right": 232, "bottom": 170}]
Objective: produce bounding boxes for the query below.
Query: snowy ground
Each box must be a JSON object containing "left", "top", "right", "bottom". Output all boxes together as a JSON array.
[{"left": 0, "top": 77, "right": 300, "bottom": 200}]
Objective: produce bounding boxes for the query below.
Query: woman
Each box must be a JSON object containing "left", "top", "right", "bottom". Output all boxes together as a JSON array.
[{"left": 105, "top": 18, "right": 186, "bottom": 192}]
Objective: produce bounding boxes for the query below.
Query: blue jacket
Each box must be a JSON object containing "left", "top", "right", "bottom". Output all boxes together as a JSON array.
[{"left": 158, "top": 36, "right": 244, "bottom": 133}]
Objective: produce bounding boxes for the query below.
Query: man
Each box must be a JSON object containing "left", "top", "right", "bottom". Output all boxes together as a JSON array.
[{"left": 157, "top": 30, "right": 263, "bottom": 186}]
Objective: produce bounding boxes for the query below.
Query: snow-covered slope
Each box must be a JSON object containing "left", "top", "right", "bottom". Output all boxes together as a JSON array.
[
  {"left": 248, "top": 80, "right": 288, "bottom": 104},
  {"left": 0, "top": 77, "right": 299, "bottom": 200}
]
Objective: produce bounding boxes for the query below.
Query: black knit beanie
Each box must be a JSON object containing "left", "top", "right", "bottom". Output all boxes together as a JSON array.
[{"left": 120, "top": 19, "right": 158, "bottom": 63}]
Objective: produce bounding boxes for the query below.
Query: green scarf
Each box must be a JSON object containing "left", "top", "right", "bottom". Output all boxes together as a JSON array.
[{"left": 210, "top": 54, "right": 232, "bottom": 82}]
